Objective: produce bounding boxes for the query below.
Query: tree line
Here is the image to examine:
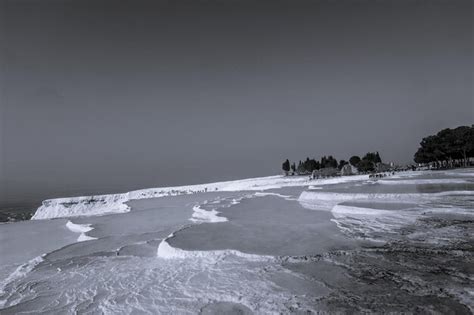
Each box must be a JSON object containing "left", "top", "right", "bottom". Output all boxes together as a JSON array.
[
  {"left": 282, "top": 151, "right": 383, "bottom": 175},
  {"left": 414, "top": 125, "right": 473, "bottom": 167}
]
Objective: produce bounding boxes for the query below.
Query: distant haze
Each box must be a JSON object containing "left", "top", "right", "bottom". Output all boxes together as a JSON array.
[{"left": 1, "top": 0, "right": 472, "bottom": 207}]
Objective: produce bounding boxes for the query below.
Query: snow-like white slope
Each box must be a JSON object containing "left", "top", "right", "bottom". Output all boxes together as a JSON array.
[
  {"left": 0, "top": 255, "right": 44, "bottom": 307},
  {"left": 254, "top": 192, "right": 294, "bottom": 200},
  {"left": 65, "top": 221, "right": 97, "bottom": 242},
  {"left": 299, "top": 190, "right": 474, "bottom": 211},
  {"left": 157, "top": 233, "right": 271, "bottom": 261},
  {"left": 189, "top": 204, "right": 228, "bottom": 223},
  {"left": 33, "top": 194, "right": 130, "bottom": 220},
  {"left": 378, "top": 178, "right": 471, "bottom": 185},
  {"left": 298, "top": 187, "right": 474, "bottom": 243},
  {"left": 32, "top": 174, "right": 369, "bottom": 220},
  {"left": 443, "top": 170, "right": 474, "bottom": 177}
]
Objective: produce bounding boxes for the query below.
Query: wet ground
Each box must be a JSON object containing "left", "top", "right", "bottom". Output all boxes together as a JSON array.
[{"left": 170, "top": 194, "right": 362, "bottom": 256}]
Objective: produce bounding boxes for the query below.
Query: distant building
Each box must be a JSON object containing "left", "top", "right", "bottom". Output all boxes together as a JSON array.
[
  {"left": 375, "top": 162, "right": 391, "bottom": 172},
  {"left": 340, "top": 164, "right": 353, "bottom": 176},
  {"left": 350, "top": 164, "right": 359, "bottom": 174},
  {"left": 312, "top": 167, "right": 339, "bottom": 178}
]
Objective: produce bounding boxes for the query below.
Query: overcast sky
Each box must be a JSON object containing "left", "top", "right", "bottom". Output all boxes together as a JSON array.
[{"left": 1, "top": 0, "right": 472, "bottom": 207}]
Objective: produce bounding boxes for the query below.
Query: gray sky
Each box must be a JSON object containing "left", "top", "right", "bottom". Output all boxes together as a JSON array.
[{"left": 1, "top": 0, "right": 473, "bottom": 207}]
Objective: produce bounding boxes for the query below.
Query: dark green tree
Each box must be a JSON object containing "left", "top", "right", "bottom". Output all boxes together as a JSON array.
[
  {"left": 452, "top": 126, "right": 474, "bottom": 165},
  {"left": 357, "top": 159, "right": 375, "bottom": 172},
  {"left": 315, "top": 160, "right": 321, "bottom": 170},
  {"left": 303, "top": 157, "right": 311, "bottom": 172},
  {"left": 320, "top": 156, "right": 327, "bottom": 168},
  {"left": 349, "top": 155, "right": 361, "bottom": 166},
  {"left": 414, "top": 135, "right": 439, "bottom": 164},
  {"left": 327, "top": 155, "right": 338, "bottom": 168},
  {"left": 303, "top": 158, "right": 319, "bottom": 172},
  {"left": 297, "top": 160, "right": 306, "bottom": 174},
  {"left": 321, "top": 155, "right": 338, "bottom": 168},
  {"left": 362, "top": 152, "right": 378, "bottom": 163},
  {"left": 282, "top": 159, "right": 290, "bottom": 174},
  {"left": 375, "top": 152, "right": 382, "bottom": 163},
  {"left": 413, "top": 125, "right": 474, "bottom": 167},
  {"left": 338, "top": 160, "right": 348, "bottom": 170}
]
